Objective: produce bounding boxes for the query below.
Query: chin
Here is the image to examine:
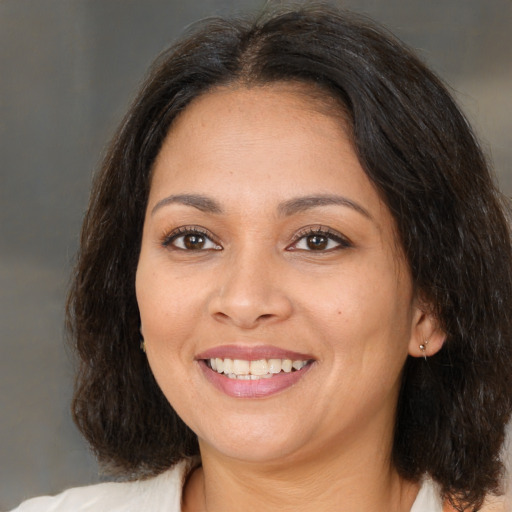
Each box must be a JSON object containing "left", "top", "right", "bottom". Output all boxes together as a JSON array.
[
  {"left": 201, "top": 437, "right": 306, "bottom": 465},
  {"left": 195, "top": 414, "right": 313, "bottom": 465}
]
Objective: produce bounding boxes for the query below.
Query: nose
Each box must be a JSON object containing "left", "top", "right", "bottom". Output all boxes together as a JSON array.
[{"left": 207, "top": 250, "right": 293, "bottom": 329}]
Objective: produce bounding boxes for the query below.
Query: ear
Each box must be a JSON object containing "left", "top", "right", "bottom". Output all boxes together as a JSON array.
[{"left": 408, "top": 301, "right": 446, "bottom": 358}]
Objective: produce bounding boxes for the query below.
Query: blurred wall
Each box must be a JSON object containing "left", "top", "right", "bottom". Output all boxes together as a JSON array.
[{"left": 1, "top": 0, "right": 510, "bottom": 509}]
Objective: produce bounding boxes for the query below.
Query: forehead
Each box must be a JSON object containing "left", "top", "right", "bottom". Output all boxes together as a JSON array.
[
  {"left": 149, "top": 83, "right": 384, "bottom": 221},
  {"left": 172, "top": 80, "right": 350, "bottom": 133},
  {"left": 151, "top": 83, "right": 355, "bottom": 187}
]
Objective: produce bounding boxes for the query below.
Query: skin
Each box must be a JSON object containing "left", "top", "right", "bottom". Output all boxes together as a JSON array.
[{"left": 135, "top": 83, "right": 445, "bottom": 512}]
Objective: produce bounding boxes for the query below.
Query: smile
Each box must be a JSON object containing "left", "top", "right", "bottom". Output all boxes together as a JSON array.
[
  {"left": 199, "top": 354, "right": 314, "bottom": 398},
  {"left": 206, "top": 358, "right": 310, "bottom": 380}
]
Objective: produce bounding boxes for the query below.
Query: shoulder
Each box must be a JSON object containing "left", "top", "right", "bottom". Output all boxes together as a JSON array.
[
  {"left": 411, "top": 478, "right": 443, "bottom": 512},
  {"left": 442, "top": 496, "right": 508, "bottom": 512},
  {"left": 476, "top": 495, "right": 509, "bottom": 512},
  {"left": 412, "top": 477, "right": 509, "bottom": 512},
  {"left": 9, "top": 459, "right": 192, "bottom": 512}
]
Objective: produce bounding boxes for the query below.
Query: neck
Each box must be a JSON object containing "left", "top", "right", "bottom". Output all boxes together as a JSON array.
[{"left": 182, "top": 437, "right": 420, "bottom": 512}]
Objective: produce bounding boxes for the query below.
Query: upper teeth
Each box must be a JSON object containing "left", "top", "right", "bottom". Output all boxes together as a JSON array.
[{"left": 208, "top": 358, "right": 308, "bottom": 379}]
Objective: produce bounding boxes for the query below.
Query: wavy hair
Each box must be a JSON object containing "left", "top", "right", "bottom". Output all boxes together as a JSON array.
[{"left": 67, "top": 4, "right": 512, "bottom": 510}]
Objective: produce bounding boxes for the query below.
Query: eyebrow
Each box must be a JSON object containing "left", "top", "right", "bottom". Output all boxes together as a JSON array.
[
  {"left": 151, "top": 192, "right": 371, "bottom": 220},
  {"left": 278, "top": 194, "right": 372, "bottom": 219},
  {"left": 151, "top": 194, "right": 223, "bottom": 216}
]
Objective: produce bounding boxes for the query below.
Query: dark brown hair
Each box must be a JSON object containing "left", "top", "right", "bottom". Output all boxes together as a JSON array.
[{"left": 67, "top": 4, "right": 512, "bottom": 510}]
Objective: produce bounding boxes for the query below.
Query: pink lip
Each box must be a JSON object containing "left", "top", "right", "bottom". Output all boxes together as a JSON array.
[
  {"left": 198, "top": 359, "right": 314, "bottom": 398},
  {"left": 196, "top": 344, "right": 314, "bottom": 361},
  {"left": 196, "top": 345, "right": 316, "bottom": 398}
]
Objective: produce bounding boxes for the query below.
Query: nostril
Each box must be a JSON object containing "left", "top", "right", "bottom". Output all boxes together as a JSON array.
[
  {"left": 208, "top": 285, "right": 293, "bottom": 328},
  {"left": 212, "top": 310, "right": 277, "bottom": 329}
]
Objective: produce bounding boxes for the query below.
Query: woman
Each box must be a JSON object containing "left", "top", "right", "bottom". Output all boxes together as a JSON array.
[{"left": 12, "top": 4, "right": 512, "bottom": 511}]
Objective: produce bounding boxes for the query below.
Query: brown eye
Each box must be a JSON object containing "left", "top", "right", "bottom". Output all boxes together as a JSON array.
[
  {"left": 183, "top": 234, "right": 205, "bottom": 250},
  {"left": 306, "top": 234, "right": 328, "bottom": 250},
  {"left": 289, "top": 228, "right": 352, "bottom": 252},
  {"left": 164, "top": 228, "right": 221, "bottom": 251}
]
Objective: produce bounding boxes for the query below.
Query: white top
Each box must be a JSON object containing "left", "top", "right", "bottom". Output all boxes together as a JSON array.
[
  {"left": 8, "top": 459, "right": 191, "bottom": 512},
  {"left": 410, "top": 478, "right": 443, "bottom": 512},
  {"left": 10, "top": 462, "right": 443, "bottom": 512}
]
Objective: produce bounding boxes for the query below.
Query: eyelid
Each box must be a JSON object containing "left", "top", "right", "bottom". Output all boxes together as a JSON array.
[
  {"left": 287, "top": 225, "right": 352, "bottom": 251},
  {"left": 161, "top": 225, "right": 222, "bottom": 250}
]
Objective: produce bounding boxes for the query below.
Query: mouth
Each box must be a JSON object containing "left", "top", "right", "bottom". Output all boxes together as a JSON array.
[
  {"left": 204, "top": 357, "right": 312, "bottom": 380},
  {"left": 196, "top": 347, "right": 315, "bottom": 398}
]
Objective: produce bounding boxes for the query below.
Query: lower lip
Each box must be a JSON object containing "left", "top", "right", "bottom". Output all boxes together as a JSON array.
[{"left": 198, "top": 360, "right": 313, "bottom": 398}]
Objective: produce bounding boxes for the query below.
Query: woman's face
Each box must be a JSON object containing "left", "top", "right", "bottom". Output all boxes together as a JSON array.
[{"left": 136, "top": 84, "right": 432, "bottom": 466}]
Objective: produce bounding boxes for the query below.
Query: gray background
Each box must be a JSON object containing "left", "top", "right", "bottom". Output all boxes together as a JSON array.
[{"left": 1, "top": 0, "right": 511, "bottom": 509}]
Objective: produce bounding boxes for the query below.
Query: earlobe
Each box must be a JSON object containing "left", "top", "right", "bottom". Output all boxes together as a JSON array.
[{"left": 408, "top": 306, "right": 446, "bottom": 359}]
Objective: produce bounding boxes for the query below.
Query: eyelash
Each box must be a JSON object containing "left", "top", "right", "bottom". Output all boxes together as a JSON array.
[
  {"left": 162, "top": 226, "right": 221, "bottom": 251},
  {"left": 288, "top": 226, "right": 352, "bottom": 252},
  {"left": 161, "top": 225, "right": 351, "bottom": 253}
]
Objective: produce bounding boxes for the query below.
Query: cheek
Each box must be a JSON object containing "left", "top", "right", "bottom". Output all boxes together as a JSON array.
[
  {"left": 301, "top": 260, "right": 413, "bottom": 363},
  {"left": 136, "top": 263, "right": 201, "bottom": 401},
  {"left": 136, "top": 258, "right": 200, "bottom": 355}
]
